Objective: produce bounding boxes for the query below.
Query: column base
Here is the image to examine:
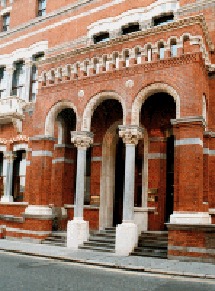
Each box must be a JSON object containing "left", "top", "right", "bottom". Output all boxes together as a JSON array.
[
  {"left": 67, "top": 218, "right": 89, "bottom": 250},
  {"left": 170, "top": 212, "right": 211, "bottom": 224},
  {"left": 115, "top": 222, "right": 138, "bottom": 256},
  {"left": 0, "top": 196, "right": 13, "bottom": 203}
]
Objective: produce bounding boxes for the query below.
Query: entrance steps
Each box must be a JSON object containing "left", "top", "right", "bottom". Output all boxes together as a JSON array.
[
  {"left": 131, "top": 231, "right": 168, "bottom": 259},
  {"left": 79, "top": 227, "right": 116, "bottom": 253},
  {"left": 41, "top": 231, "right": 67, "bottom": 247}
]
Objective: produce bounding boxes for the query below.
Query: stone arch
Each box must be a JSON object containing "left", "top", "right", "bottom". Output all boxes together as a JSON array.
[
  {"left": 45, "top": 100, "right": 78, "bottom": 137},
  {"left": 131, "top": 83, "right": 180, "bottom": 126},
  {"left": 82, "top": 91, "right": 126, "bottom": 131},
  {"left": 99, "top": 119, "right": 123, "bottom": 230}
]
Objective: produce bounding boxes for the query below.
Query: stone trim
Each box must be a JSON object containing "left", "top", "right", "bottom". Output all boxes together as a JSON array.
[
  {"left": 0, "top": 145, "right": 6, "bottom": 152},
  {"left": 203, "top": 148, "right": 215, "bottom": 156},
  {"left": 4, "top": 226, "right": 52, "bottom": 235},
  {"left": 23, "top": 214, "right": 55, "bottom": 220},
  {"left": 52, "top": 158, "right": 75, "bottom": 164},
  {"left": 134, "top": 207, "right": 156, "bottom": 212},
  {"left": 168, "top": 255, "right": 215, "bottom": 263},
  {"left": 39, "top": 14, "right": 213, "bottom": 66},
  {"left": 64, "top": 204, "right": 99, "bottom": 209},
  {"left": 175, "top": 138, "right": 203, "bottom": 147},
  {"left": 171, "top": 116, "right": 206, "bottom": 125},
  {"left": 26, "top": 161, "right": 31, "bottom": 166},
  {"left": 32, "top": 150, "right": 53, "bottom": 157},
  {"left": 209, "top": 209, "right": 215, "bottom": 215},
  {"left": 54, "top": 144, "right": 75, "bottom": 149},
  {"left": 0, "top": 202, "right": 28, "bottom": 206},
  {"left": 166, "top": 223, "right": 215, "bottom": 231},
  {"left": 30, "top": 135, "right": 57, "bottom": 141},
  {"left": 13, "top": 143, "right": 28, "bottom": 151},
  {"left": 0, "top": 215, "right": 23, "bottom": 223},
  {"left": 148, "top": 153, "right": 167, "bottom": 159},
  {"left": 168, "top": 245, "right": 215, "bottom": 254},
  {"left": 91, "top": 156, "right": 102, "bottom": 161}
]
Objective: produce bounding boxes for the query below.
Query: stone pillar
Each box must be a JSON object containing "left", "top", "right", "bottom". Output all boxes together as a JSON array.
[
  {"left": 6, "top": 64, "right": 14, "bottom": 97},
  {"left": 170, "top": 117, "right": 210, "bottom": 224},
  {"left": 115, "top": 125, "right": 144, "bottom": 256},
  {"left": 0, "top": 151, "right": 16, "bottom": 202},
  {"left": 67, "top": 131, "right": 93, "bottom": 249},
  {"left": 24, "top": 58, "right": 33, "bottom": 102}
]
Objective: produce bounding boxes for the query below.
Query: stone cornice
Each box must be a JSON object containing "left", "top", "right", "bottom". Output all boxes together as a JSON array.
[
  {"left": 39, "top": 14, "right": 213, "bottom": 67},
  {"left": 171, "top": 116, "right": 206, "bottom": 126}
]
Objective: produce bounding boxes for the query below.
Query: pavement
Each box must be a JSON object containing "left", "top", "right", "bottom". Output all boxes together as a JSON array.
[{"left": 0, "top": 239, "right": 215, "bottom": 280}]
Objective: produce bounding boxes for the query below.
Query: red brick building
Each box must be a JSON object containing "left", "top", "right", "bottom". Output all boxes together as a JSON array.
[{"left": 0, "top": 0, "right": 215, "bottom": 261}]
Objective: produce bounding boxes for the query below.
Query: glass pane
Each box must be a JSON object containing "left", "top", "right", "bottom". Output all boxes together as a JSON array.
[
  {"left": 41, "top": 0, "right": 46, "bottom": 10},
  {"left": 171, "top": 44, "right": 177, "bottom": 57},
  {"left": 32, "top": 65, "right": 37, "bottom": 80},
  {"left": 160, "top": 47, "right": 165, "bottom": 59}
]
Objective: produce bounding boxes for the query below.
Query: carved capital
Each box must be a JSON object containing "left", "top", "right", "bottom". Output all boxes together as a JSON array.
[
  {"left": 118, "top": 125, "right": 144, "bottom": 145},
  {"left": 71, "top": 131, "right": 94, "bottom": 150}
]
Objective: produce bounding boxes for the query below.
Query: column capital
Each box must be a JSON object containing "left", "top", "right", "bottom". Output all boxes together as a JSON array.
[
  {"left": 6, "top": 64, "right": 15, "bottom": 74},
  {"left": 71, "top": 131, "right": 94, "bottom": 150},
  {"left": 3, "top": 151, "right": 16, "bottom": 163},
  {"left": 118, "top": 125, "right": 144, "bottom": 145},
  {"left": 24, "top": 58, "right": 33, "bottom": 68}
]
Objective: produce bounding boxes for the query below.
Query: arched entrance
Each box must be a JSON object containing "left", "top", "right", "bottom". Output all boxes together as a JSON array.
[
  {"left": 140, "top": 91, "right": 176, "bottom": 230},
  {"left": 46, "top": 102, "right": 77, "bottom": 230}
]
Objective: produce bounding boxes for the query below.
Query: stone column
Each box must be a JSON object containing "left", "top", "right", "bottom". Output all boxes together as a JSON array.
[
  {"left": 115, "top": 125, "right": 144, "bottom": 256},
  {"left": 24, "top": 58, "right": 33, "bottom": 102},
  {"left": 0, "top": 151, "right": 16, "bottom": 202},
  {"left": 67, "top": 131, "right": 93, "bottom": 249},
  {"left": 6, "top": 64, "right": 14, "bottom": 97}
]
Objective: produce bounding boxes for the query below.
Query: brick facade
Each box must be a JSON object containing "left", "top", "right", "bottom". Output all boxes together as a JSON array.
[{"left": 0, "top": 0, "right": 214, "bottom": 260}]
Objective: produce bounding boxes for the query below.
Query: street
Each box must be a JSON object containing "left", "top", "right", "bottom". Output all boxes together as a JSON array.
[{"left": 0, "top": 251, "right": 215, "bottom": 291}]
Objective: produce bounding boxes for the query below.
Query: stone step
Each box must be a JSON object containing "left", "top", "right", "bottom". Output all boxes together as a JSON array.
[
  {"left": 83, "top": 241, "right": 115, "bottom": 248},
  {"left": 79, "top": 245, "right": 115, "bottom": 252}
]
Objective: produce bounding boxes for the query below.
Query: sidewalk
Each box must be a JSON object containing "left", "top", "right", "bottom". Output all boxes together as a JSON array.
[{"left": 0, "top": 239, "right": 215, "bottom": 279}]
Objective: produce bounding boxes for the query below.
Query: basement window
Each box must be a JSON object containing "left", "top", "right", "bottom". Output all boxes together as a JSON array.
[
  {"left": 153, "top": 13, "right": 174, "bottom": 27},
  {"left": 122, "top": 23, "right": 140, "bottom": 35},
  {"left": 93, "top": 32, "right": 110, "bottom": 44}
]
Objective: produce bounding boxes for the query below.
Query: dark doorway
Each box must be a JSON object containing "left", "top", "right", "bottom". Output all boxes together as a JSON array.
[
  {"left": 166, "top": 135, "right": 174, "bottom": 223},
  {"left": 113, "top": 137, "right": 125, "bottom": 226}
]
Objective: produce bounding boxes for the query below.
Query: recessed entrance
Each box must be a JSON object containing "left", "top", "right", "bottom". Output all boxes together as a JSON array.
[{"left": 166, "top": 134, "right": 174, "bottom": 223}]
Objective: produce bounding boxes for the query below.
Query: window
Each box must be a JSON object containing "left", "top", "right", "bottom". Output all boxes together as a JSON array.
[
  {"left": 12, "top": 61, "right": 26, "bottom": 99},
  {"left": 84, "top": 61, "right": 90, "bottom": 76},
  {"left": 147, "top": 46, "right": 152, "bottom": 62},
  {"left": 0, "top": 153, "right": 6, "bottom": 199},
  {"left": 13, "top": 151, "right": 26, "bottom": 202},
  {"left": 170, "top": 40, "right": 177, "bottom": 57},
  {"left": 93, "top": 59, "right": 100, "bottom": 74},
  {"left": 135, "top": 48, "right": 141, "bottom": 64},
  {"left": 38, "top": 0, "right": 46, "bottom": 17},
  {"left": 113, "top": 53, "right": 119, "bottom": 69},
  {"left": 158, "top": 43, "right": 165, "bottom": 59},
  {"left": 93, "top": 32, "right": 110, "bottom": 44},
  {"left": 124, "top": 50, "right": 129, "bottom": 67},
  {"left": 103, "top": 55, "right": 109, "bottom": 71},
  {"left": 0, "top": 67, "right": 7, "bottom": 99},
  {"left": 122, "top": 23, "right": 140, "bottom": 35},
  {"left": 2, "top": 13, "right": 10, "bottom": 32},
  {"left": 153, "top": 13, "right": 174, "bottom": 27}
]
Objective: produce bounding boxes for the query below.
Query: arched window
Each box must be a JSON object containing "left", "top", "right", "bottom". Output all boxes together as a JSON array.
[
  {"left": 158, "top": 43, "right": 165, "bottom": 59},
  {"left": 170, "top": 39, "right": 177, "bottom": 57},
  {"left": 65, "top": 64, "right": 71, "bottom": 79},
  {"left": 12, "top": 60, "right": 26, "bottom": 99},
  {"left": 50, "top": 69, "right": 55, "bottom": 84},
  {"left": 122, "top": 23, "right": 140, "bottom": 35},
  {"left": 93, "top": 32, "right": 110, "bottom": 44}
]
